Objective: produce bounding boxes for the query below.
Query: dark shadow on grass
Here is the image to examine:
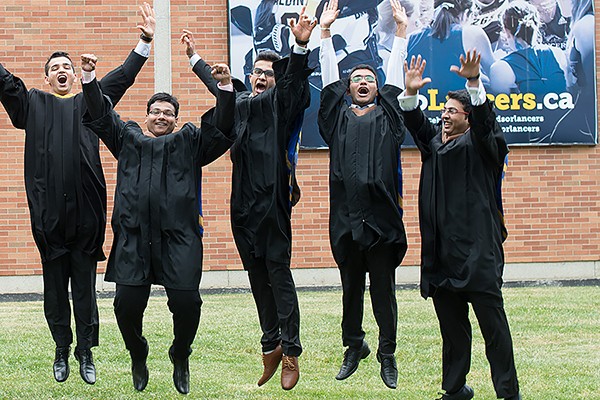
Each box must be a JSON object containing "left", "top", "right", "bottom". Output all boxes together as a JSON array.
[{"left": 0, "top": 279, "right": 598, "bottom": 302}]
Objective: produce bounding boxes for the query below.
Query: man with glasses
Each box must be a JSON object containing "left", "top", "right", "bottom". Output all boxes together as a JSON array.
[
  {"left": 180, "top": 6, "right": 316, "bottom": 391},
  {"left": 79, "top": 54, "right": 235, "bottom": 395},
  {"left": 317, "top": 0, "right": 409, "bottom": 389},
  {"left": 400, "top": 51, "right": 521, "bottom": 400},
  {"left": 0, "top": 2, "right": 155, "bottom": 386}
]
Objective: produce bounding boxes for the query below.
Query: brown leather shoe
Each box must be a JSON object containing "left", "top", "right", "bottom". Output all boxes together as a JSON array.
[
  {"left": 257, "top": 344, "right": 283, "bottom": 386},
  {"left": 281, "top": 355, "right": 299, "bottom": 390}
]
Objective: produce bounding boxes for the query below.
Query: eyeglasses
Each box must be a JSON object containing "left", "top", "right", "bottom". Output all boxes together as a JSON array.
[
  {"left": 350, "top": 74, "right": 376, "bottom": 83},
  {"left": 252, "top": 67, "right": 275, "bottom": 78},
  {"left": 440, "top": 107, "right": 469, "bottom": 116},
  {"left": 148, "top": 109, "right": 176, "bottom": 118}
]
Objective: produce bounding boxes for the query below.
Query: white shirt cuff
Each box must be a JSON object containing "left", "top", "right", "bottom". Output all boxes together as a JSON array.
[
  {"left": 466, "top": 79, "right": 487, "bottom": 106},
  {"left": 217, "top": 82, "right": 234, "bottom": 92},
  {"left": 398, "top": 90, "right": 419, "bottom": 111},
  {"left": 189, "top": 53, "right": 201, "bottom": 68},
  {"left": 293, "top": 45, "right": 309, "bottom": 54},
  {"left": 134, "top": 39, "right": 151, "bottom": 58},
  {"left": 81, "top": 70, "right": 96, "bottom": 84}
]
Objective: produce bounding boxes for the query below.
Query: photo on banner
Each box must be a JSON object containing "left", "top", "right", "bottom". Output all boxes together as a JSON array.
[{"left": 228, "top": 0, "right": 597, "bottom": 147}]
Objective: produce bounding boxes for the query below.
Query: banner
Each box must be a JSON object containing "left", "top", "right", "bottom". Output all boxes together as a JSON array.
[{"left": 228, "top": 0, "right": 597, "bottom": 147}]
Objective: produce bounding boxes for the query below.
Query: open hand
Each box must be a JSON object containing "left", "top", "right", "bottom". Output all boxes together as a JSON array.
[
  {"left": 404, "top": 55, "right": 432, "bottom": 95},
  {"left": 450, "top": 49, "right": 481, "bottom": 80},
  {"left": 391, "top": 0, "right": 408, "bottom": 30},
  {"left": 289, "top": 6, "right": 317, "bottom": 43},
  {"left": 137, "top": 2, "right": 156, "bottom": 39},
  {"left": 319, "top": 0, "right": 339, "bottom": 29}
]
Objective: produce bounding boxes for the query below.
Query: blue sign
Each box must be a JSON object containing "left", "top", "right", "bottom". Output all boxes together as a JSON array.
[{"left": 228, "top": 0, "right": 596, "bottom": 147}]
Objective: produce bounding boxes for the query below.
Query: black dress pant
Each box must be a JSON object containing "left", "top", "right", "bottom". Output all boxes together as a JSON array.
[
  {"left": 42, "top": 250, "right": 99, "bottom": 350},
  {"left": 247, "top": 258, "right": 302, "bottom": 357},
  {"left": 432, "top": 287, "right": 520, "bottom": 398},
  {"left": 113, "top": 284, "right": 202, "bottom": 360},
  {"left": 339, "top": 242, "right": 398, "bottom": 355}
]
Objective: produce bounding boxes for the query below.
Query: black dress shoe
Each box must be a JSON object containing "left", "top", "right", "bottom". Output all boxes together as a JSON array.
[
  {"left": 335, "top": 341, "right": 370, "bottom": 380},
  {"left": 53, "top": 346, "right": 70, "bottom": 382},
  {"left": 131, "top": 356, "right": 149, "bottom": 391},
  {"left": 169, "top": 347, "right": 190, "bottom": 394},
  {"left": 376, "top": 352, "right": 397, "bottom": 389},
  {"left": 436, "top": 384, "right": 475, "bottom": 400},
  {"left": 74, "top": 348, "right": 96, "bottom": 385},
  {"left": 505, "top": 393, "right": 521, "bottom": 400}
]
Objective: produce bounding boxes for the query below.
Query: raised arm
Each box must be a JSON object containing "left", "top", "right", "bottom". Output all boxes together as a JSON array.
[
  {"left": 210, "top": 63, "right": 234, "bottom": 136},
  {"left": 399, "top": 55, "right": 436, "bottom": 153},
  {"left": 384, "top": 0, "right": 408, "bottom": 88},
  {"left": 98, "top": 2, "right": 155, "bottom": 105},
  {"left": 183, "top": 29, "right": 246, "bottom": 97},
  {"left": 452, "top": 50, "right": 507, "bottom": 166},
  {"left": 182, "top": 29, "right": 219, "bottom": 96},
  {"left": 275, "top": 6, "right": 316, "bottom": 117},
  {"left": 319, "top": 0, "right": 340, "bottom": 87},
  {"left": 0, "top": 63, "right": 29, "bottom": 129},
  {"left": 196, "top": 63, "right": 236, "bottom": 165},
  {"left": 81, "top": 54, "right": 124, "bottom": 157}
]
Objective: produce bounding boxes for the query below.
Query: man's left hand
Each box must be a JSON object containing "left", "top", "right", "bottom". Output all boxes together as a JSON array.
[
  {"left": 450, "top": 49, "right": 481, "bottom": 80},
  {"left": 137, "top": 2, "right": 156, "bottom": 39}
]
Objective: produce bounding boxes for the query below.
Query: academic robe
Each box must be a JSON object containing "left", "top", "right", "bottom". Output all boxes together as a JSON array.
[
  {"left": 402, "top": 100, "right": 509, "bottom": 299},
  {"left": 0, "top": 51, "right": 147, "bottom": 263},
  {"left": 82, "top": 79, "right": 235, "bottom": 290},
  {"left": 227, "top": 51, "right": 312, "bottom": 268},
  {"left": 318, "top": 80, "right": 408, "bottom": 267}
]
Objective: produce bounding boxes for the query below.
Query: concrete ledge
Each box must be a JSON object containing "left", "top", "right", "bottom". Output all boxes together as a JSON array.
[
  {"left": 0, "top": 261, "right": 597, "bottom": 295},
  {"left": 503, "top": 261, "right": 598, "bottom": 281}
]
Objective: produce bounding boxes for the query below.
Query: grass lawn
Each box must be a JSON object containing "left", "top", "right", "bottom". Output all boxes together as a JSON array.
[{"left": 0, "top": 285, "right": 598, "bottom": 399}]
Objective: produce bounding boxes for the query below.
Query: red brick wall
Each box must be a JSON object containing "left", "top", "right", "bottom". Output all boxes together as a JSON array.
[{"left": 0, "top": 1, "right": 598, "bottom": 278}]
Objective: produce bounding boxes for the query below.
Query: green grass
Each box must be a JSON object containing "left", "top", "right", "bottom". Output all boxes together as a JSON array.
[{"left": 0, "top": 286, "right": 598, "bottom": 399}]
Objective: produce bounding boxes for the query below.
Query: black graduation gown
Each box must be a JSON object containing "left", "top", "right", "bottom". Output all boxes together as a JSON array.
[
  {"left": 0, "top": 51, "right": 147, "bottom": 263},
  {"left": 402, "top": 100, "right": 509, "bottom": 299},
  {"left": 82, "top": 79, "right": 235, "bottom": 290},
  {"left": 318, "top": 81, "right": 408, "bottom": 267},
  {"left": 227, "top": 51, "right": 312, "bottom": 268}
]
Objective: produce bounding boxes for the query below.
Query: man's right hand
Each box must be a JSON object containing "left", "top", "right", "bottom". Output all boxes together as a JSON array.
[
  {"left": 211, "top": 63, "right": 232, "bottom": 86},
  {"left": 80, "top": 54, "right": 98, "bottom": 72},
  {"left": 404, "top": 55, "right": 432, "bottom": 96}
]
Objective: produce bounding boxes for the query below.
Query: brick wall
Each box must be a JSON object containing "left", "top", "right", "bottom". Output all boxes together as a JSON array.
[{"left": 0, "top": 0, "right": 598, "bottom": 278}]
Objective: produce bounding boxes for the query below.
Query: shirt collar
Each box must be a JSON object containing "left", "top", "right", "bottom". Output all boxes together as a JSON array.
[{"left": 349, "top": 103, "right": 375, "bottom": 110}]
